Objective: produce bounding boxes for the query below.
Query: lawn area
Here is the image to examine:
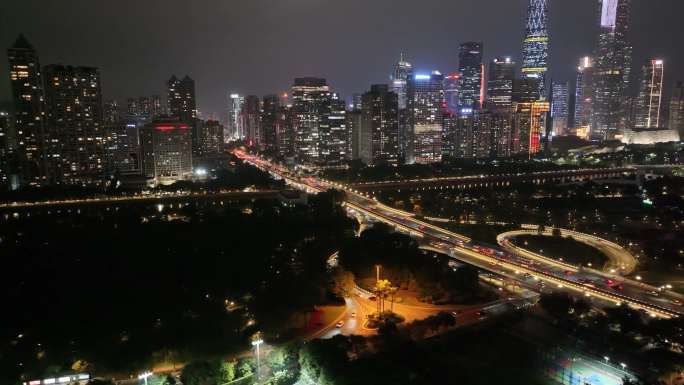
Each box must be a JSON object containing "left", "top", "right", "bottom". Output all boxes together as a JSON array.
[{"left": 511, "top": 234, "right": 608, "bottom": 268}]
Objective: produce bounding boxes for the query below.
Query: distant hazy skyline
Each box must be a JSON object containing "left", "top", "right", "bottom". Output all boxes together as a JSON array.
[{"left": 1, "top": 0, "right": 682, "bottom": 121}]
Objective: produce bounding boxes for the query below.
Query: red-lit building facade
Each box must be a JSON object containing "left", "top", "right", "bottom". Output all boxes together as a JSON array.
[{"left": 141, "top": 118, "right": 193, "bottom": 185}]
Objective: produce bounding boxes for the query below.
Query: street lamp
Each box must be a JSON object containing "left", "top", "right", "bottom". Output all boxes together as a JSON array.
[
  {"left": 252, "top": 337, "right": 264, "bottom": 379},
  {"left": 620, "top": 363, "right": 627, "bottom": 370},
  {"left": 138, "top": 371, "right": 153, "bottom": 385}
]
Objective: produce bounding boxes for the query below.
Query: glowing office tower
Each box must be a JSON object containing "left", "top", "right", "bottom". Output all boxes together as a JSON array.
[
  {"left": 291, "top": 77, "right": 330, "bottom": 165},
  {"left": 634, "top": 59, "right": 665, "bottom": 129},
  {"left": 457, "top": 42, "right": 484, "bottom": 112},
  {"left": 241, "top": 95, "right": 261, "bottom": 146},
  {"left": 261, "top": 95, "right": 280, "bottom": 152},
  {"left": 141, "top": 118, "right": 193, "bottom": 185},
  {"left": 573, "top": 57, "right": 595, "bottom": 139},
  {"left": 360, "top": 85, "right": 399, "bottom": 166},
  {"left": 487, "top": 57, "right": 516, "bottom": 112},
  {"left": 390, "top": 53, "right": 414, "bottom": 164},
  {"left": 521, "top": 0, "right": 550, "bottom": 98},
  {"left": 413, "top": 71, "right": 444, "bottom": 164},
  {"left": 444, "top": 73, "right": 461, "bottom": 114},
  {"left": 323, "top": 92, "right": 349, "bottom": 166},
  {"left": 593, "top": 0, "right": 632, "bottom": 139},
  {"left": 228, "top": 94, "right": 244, "bottom": 140},
  {"left": 550, "top": 81, "right": 569, "bottom": 136},
  {"left": 512, "top": 101, "right": 549, "bottom": 156}
]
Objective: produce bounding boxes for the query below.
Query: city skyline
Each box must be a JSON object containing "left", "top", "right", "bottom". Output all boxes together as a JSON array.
[{"left": 1, "top": 0, "right": 683, "bottom": 120}]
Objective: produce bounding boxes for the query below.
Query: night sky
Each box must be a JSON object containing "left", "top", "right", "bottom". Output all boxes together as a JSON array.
[{"left": 1, "top": 0, "right": 682, "bottom": 121}]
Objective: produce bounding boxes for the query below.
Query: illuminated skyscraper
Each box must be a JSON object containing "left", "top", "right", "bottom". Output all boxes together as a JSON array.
[
  {"left": 444, "top": 73, "right": 461, "bottom": 114},
  {"left": 261, "top": 95, "right": 280, "bottom": 152},
  {"left": 512, "top": 101, "right": 549, "bottom": 156},
  {"left": 241, "top": 95, "right": 261, "bottom": 146},
  {"left": 593, "top": 0, "right": 632, "bottom": 139},
  {"left": 413, "top": 71, "right": 444, "bottom": 164},
  {"left": 167, "top": 75, "right": 197, "bottom": 123},
  {"left": 573, "top": 57, "right": 595, "bottom": 139},
  {"left": 360, "top": 85, "right": 399, "bottom": 166},
  {"left": 197, "top": 120, "right": 224, "bottom": 156},
  {"left": 390, "top": 53, "right": 414, "bottom": 164},
  {"left": 7, "top": 34, "right": 48, "bottom": 186},
  {"left": 669, "top": 81, "right": 684, "bottom": 137},
  {"left": 634, "top": 59, "right": 664, "bottom": 129},
  {"left": 228, "top": 93, "right": 244, "bottom": 140},
  {"left": 487, "top": 57, "right": 515, "bottom": 112},
  {"left": 0, "top": 111, "right": 12, "bottom": 189},
  {"left": 513, "top": 77, "right": 541, "bottom": 103},
  {"left": 457, "top": 42, "right": 484, "bottom": 112},
  {"left": 322, "top": 92, "right": 349, "bottom": 166},
  {"left": 550, "top": 81, "right": 569, "bottom": 136},
  {"left": 141, "top": 118, "right": 193, "bottom": 185},
  {"left": 291, "top": 77, "right": 330, "bottom": 165},
  {"left": 521, "top": 0, "right": 550, "bottom": 97},
  {"left": 43, "top": 64, "right": 106, "bottom": 184}
]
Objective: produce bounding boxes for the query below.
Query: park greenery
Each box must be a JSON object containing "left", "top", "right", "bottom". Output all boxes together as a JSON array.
[
  {"left": 510, "top": 234, "right": 608, "bottom": 268},
  {"left": 338, "top": 223, "right": 489, "bottom": 304},
  {"left": 0, "top": 190, "right": 355, "bottom": 383}
]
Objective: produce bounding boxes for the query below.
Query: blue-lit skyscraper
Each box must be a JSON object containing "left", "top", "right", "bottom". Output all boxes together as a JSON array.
[{"left": 521, "top": 0, "right": 550, "bottom": 98}]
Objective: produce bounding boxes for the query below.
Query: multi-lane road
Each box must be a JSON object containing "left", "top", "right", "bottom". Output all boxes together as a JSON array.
[{"left": 235, "top": 151, "right": 683, "bottom": 319}]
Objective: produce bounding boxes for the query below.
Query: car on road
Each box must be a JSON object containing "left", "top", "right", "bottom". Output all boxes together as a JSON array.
[
  {"left": 336, "top": 321, "right": 344, "bottom": 328},
  {"left": 351, "top": 312, "right": 356, "bottom": 318},
  {"left": 368, "top": 296, "right": 376, "bottom": 301}
]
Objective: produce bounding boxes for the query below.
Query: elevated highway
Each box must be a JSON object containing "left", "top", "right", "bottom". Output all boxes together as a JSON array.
[
  {"left": 235, "top": 151, "right": 681, "bottom": 319},
  {"left": 346, "top": 167, "right": 635, "bottom": 194}
]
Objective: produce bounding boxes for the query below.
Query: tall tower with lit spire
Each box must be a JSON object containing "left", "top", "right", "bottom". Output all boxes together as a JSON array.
[
  {"left": 521, "top": 0, "right": 550, "bottom": 98},
  {"left": 592, "top": 0, "right": 632, "bottom": 139},
  {"left": 391, "top": 53, "right": 414, "bottom": 164}
]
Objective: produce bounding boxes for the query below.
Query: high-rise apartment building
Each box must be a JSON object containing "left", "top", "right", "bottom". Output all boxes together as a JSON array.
[
  {"left": 413, "top": 71, "right": 444, "bottom": 164},
  {"left": 360, "top": 85, "right": 399, "bottom": 166},
  {"left": 593, "top": 0, "right": 632, "bottom": 139},
  {"left": 487, "top": 57, "right": 516, "bottom": 112},
  {"left": 551, "top": 81, "right": 569, "bottom": 136},
  {"left": 0, "top": 111, "right": 12, "bottom": 189},
  {"left": 291, "top": 77, "right": 331, "bottom": 165},
  {"left": 521, "top": 0, "right": 550, "bottom": 97},
  {"left": 457, "top": 42, "right": 484, "bottom": 111},
  {"left": 197, "top": 120, "right": 224, "bottom": 156},
  {"left": 167, "top": 75, "right": 197, "bottom": 123},
  {"left": 7, "top": 34, "right": 48, "bottom": 186},
  {"left": 669, "top": 81, "right": 684, "bottom": 137},
  {"left": 634, "top": 59, "right": 664, "bottom": 129},
  {"left": 43, "top": 64, "right": 106, "bottom": 184}
]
